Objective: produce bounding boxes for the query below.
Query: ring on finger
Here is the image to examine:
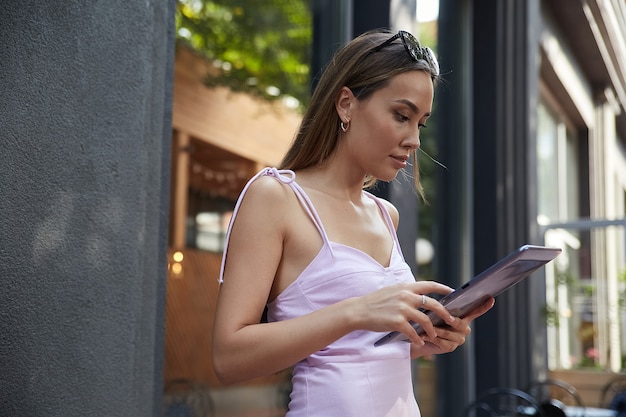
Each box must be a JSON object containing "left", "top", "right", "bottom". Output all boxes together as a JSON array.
[{"left": 422, "top": 294, "right": 427, "bottom": 306}]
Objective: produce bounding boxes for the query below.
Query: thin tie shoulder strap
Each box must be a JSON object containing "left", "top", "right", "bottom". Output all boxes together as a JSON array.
[
  {"left": 218, "top": 167, "right": 332, "bottom": 284},
  {"left": 363, "top": 190, "right": 405, "bottom": 260}
]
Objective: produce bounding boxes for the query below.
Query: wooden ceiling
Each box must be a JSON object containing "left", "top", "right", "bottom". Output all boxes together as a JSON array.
[{"left": 171, "top": 46, "right": 301, "bottom": 202}]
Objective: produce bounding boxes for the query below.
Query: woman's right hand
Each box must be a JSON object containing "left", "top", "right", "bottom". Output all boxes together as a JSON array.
[{"left": 347, "top": 281, "right": 458, "bottom": 346}]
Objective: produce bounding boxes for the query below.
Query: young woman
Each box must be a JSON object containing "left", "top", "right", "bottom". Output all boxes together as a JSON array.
[{"left": 212, "top": 29, "right": 494, "bottom": 416}]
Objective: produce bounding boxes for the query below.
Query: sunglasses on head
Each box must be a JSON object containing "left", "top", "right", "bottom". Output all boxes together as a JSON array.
[{"left": 369, "top": 30, "right": 440, "bottom": 77}]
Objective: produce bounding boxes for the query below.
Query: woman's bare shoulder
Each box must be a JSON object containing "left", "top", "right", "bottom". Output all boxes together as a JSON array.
[
  {"left": 376, "top": 196, "right": 400, "bottom": 229},
  {"left": 244, "top": 175, "right": 293, "bottom": 201},
  {"left": 236, "top": 175, "right": 296, "bottom": 219}
]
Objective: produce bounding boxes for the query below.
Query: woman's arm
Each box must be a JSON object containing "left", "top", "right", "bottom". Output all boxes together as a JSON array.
[
  {"left": 212, "top": 178, "right": 459, "bottom": 384},
  {"left": 212, "top": 177, "right": 359, "bottom": 384}
]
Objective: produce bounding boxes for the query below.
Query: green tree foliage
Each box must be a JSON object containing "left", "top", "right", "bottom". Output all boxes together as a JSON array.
[{"left": 176, "top": 0, "right": 312, "bottom": 108}]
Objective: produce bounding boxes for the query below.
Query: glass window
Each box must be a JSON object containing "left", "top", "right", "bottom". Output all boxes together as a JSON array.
[
  {"left": 537, "top": 102, "right": 561, "bottom": 223},
  {"left": 539, "top": 100, "right": 626, "bottom": 372},
  {"left": 537, "top": 99, "right": 593, "bottom": 370},
  {"left": 193, "top": 211, "right": 232, "bottom": 252},
  {"left": 537, "top": 102, "right": 580, "bottom": 224},
  {"left": 186, "top": 188, "right": 234, "bottom": 253}
]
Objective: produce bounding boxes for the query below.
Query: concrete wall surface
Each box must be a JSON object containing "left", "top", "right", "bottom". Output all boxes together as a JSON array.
[{"left": 0, "top": 1, "right": 175, "bottom": 416}]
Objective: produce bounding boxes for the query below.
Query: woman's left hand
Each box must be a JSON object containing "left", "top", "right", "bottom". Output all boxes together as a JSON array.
[{"left": 410, "top": 297, "right": 495, "bottom": 358}]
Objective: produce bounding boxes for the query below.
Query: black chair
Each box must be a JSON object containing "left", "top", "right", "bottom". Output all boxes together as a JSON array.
[
  {"left": 525, "top": 379, "right": 584, "bottom": 417},
  {"left": 600, "top": 376, "right": 626, "bottom": 417},
  {"left": 464, "top": 387, "right": 546, "bottom": 416}
]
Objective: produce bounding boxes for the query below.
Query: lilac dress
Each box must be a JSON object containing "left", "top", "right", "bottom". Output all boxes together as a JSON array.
[{"left": 220, "top": 168, "right": 420, "bottom": 417}]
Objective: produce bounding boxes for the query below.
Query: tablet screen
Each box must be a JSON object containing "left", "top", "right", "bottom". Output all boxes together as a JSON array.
[{"left": 374, "top": 245, "right": 561, "bottom": 346}]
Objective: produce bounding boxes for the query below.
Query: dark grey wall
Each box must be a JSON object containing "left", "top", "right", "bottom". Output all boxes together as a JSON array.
[
  {"left": 0, "top": 1, "right": 174, "bottom": 416},
  {"left": 436, "top": 0, "right": 544, "bottom": 414}
]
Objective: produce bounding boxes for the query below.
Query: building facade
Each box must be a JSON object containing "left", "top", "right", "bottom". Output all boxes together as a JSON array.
[
  {"left": 163, "top": 0, "right": 626, "bottom": 415},
  {"left": 437, "top": 0, "right": 626, "bottom": 414}
]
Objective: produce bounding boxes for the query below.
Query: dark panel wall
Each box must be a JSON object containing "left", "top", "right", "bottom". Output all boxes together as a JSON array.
[
  {"left": 435, "top": 2, "right": 475, "bottom": 415},
  {"left": 311, "top": 0, "right": 352, "bottom": 90},
  {"left": 437, "top": 0, "right": 545, "bottom": 413},
  {"left": 471, "top": 0, "right": 543, "bottom": 395},
  {"left": 0, "top": 1, "right": 175, "bottom": 416}
]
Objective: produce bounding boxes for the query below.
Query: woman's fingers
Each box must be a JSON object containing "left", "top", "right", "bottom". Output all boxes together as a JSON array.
[
  {"left": 399, "top": 299, "right": 459, "bottom": 342},
  {"left": 419, "top": 294, "right": 457, "bottom": 325},
  {"left": 424, "top": 298, "right": 496, "bottom": 350},
  {"left": 385, "top": 282, "right": 457, "bottom": 342},
  {"left": 402, "top": 306, "right": 438, "bottom": 341},
  {"left": 360, "top": 281, "right": 490, "bottom": 345},
  {"left": 464, "top": 297, "right": 495, "bottom": 321}
]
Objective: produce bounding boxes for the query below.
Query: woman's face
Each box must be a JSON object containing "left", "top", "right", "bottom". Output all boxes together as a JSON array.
[{"left": 345, "top": 70, "right": 434, "bottom": 182}]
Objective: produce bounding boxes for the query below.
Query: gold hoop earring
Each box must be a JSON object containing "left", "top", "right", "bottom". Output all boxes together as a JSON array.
[{"left": 340, "top": 121, "right": 350, "bottom": 132}]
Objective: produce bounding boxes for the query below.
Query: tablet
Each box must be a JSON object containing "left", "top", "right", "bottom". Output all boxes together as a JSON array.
[{"left": 374, "top": 244, "right": 562, "bottom": 346}]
